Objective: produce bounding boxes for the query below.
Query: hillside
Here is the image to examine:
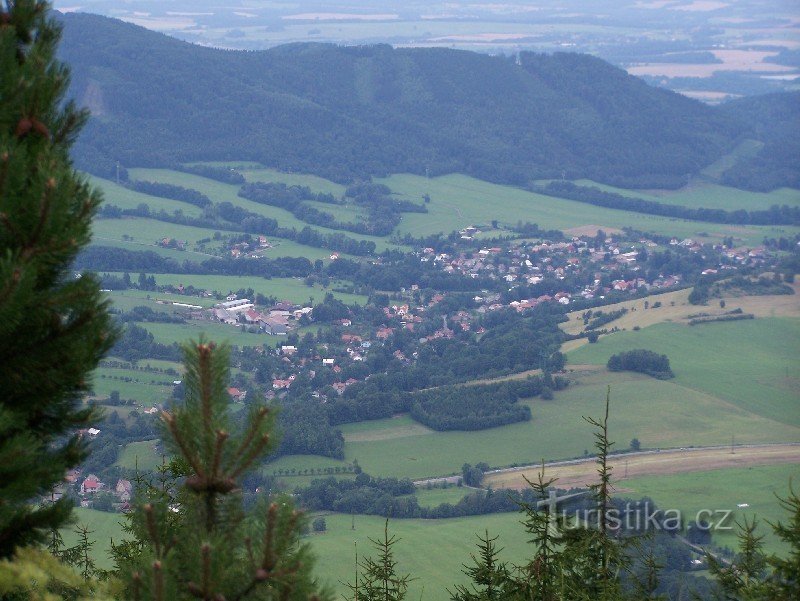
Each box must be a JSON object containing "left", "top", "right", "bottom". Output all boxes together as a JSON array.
[{"left": 57, "top": 11, "right": 763, "bottom": 190}]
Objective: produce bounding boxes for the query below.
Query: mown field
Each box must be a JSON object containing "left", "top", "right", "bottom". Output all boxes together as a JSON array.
[{"left": 568, "top": 317, "right": 800, "bottom": 426}]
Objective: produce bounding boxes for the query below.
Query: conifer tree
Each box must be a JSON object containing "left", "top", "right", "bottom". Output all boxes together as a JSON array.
[
  {"left": 120, "top": 339, "right": 325, "bottom": 600},
  {"left": 346, "top": 519, "right": 412, "bottom": 601},
  {"left": 765, "top": 484, "right": 800, "bottom": 599},
  {"left": 449, "top": 530, "right": 510, "bottom": 601},
  {"left": 0, "top": 0, "right": 116, "bottom": 556}
]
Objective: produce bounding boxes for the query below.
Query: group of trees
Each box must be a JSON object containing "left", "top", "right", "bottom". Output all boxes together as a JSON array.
[
  {"left": 410, "top": 379, "right": 547, "bottom": 431},
  {"left": 607, "top": 349, "right": 674, "bottom": 379}
]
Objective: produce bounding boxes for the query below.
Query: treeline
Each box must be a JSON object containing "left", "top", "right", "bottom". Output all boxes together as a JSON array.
[
  {"left": 607, "top": 349, "right": 674, "bottom": 379},
  {"left": 689, "top": 313, "right": 754, "bottom": 326},
  {"left": 534, "top": 181, "right": 800, "bottom": 226},
  {"left": 584, "top": 307, "right": 628, "bottom": 330},
  {"left": 690, "top": 274, "right": 795, "bottom": 305},
  {"left": 410, "top": 378, "right": 548, "bottom": 431},
  {"left": 174, "top": 163, "right": 245, "bottom": 184},
  {"left": 275, "top": 401, "right": 345, "bottom": 460},
  {"left": 111, "top": 323, "right": 182, "bottom": 362},
  {"left": 77, "top": 246, "right": 314, "bottom": 279},
  {"left": 296, "top": 474, "right": 597, "bottom": 520},
  {"left": 126, "top": 180, "right": 212, "bottom": 208},
  {"left": 240, "top": 181, "right": 425, "bottom": 237}
]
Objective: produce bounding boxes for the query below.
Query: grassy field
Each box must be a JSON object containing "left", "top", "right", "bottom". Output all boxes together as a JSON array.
[
  {"left": 413, "top": 486, "right": 471, "bottom": 507},
  {"left": 116, "top": 440, "right": 164, "bottom": 472},
  {"left": 128, "top": 168, "right": 401, "bottom": 253},
  {"left": 265, "top": 366, "right": 800, "bottom": 481},
  {"left": 239, "top": 167, "right": 346, "bottom": 196},
  {"left": 103, "top": 273, "right": 367, "bottom": 307},
  {"left": 568, "top": 317, "right": 800, "bottom": 426},
  {"left": 61, "top": 508, "right": 127, "bottom": 571},
  {"left": 567, "top": 178, "right": 800, "bottom": 212},
  {"left": 621, "top": 464, "right": 800, "bottom": 554},
  {"left": 104, "top": 289, "right": 215, "bottom": 311},
  {"left": 308, "top": 511, "right": 530, "bottom": 600},
  {"left": 89, "top": 176, "right": 204, "bottom": 218},
  {"left": 137, "top": 320, "right": 271, "bottom": 348},
  {"left": 379, "top": 173, "right": 800, "bottom": 245},
  {"left": 92, "top": 366, "right": 174, "bottom": 403},
  {"left": 93, "top": 217, "right": 222, "bottom": 248}
]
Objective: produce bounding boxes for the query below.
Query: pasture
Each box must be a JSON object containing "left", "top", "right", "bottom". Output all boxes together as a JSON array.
[
  {"left": 61, "top": 508, "right": 127, "bottom": 570},
  {"left": 116, "top": 440, "right": 164, "bottom": 472},
  {"left": 90, "top": 176, "right": 204, "bottom": 218},
  {"left": 620, "top": 464, "right": 800, "bottom": 554},
  {"left": 269, "top": 367, "right": 800, "bottom": 481},
  {"left": 92, "top": 365, "right": 174, "bottom": 404},
  {"left": 378, "top": 173, "right": 800, "bottom": 245},
  {"left": 568, "top": 317, "right": 800, "bottom": 426},
  {"left": 308, "top": 511, "right": 530, "bottom": 600},
  {"left": 127, "top": 168, "right": 401, "bottom": 253},
  {"left": 566, "top": 178, "right": 800, "bottom": 212}
]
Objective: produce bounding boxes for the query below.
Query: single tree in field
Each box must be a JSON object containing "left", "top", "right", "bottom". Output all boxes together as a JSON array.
[
  {"left": 0, "top": 0, "right": 116, "bottom": 557},
  {"left": 120, "top": 339, "right": 325, "bottom": 600}
]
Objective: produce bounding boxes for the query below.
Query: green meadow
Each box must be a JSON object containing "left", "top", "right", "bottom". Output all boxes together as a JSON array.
[
  {"left": 90, "top": 235, "right": 214, "bottom": 263},
  {"left": 90, "top": 175, "right": 204, "bottom": 218},
  {"left": 268, "top": 368, "right": 800, "bottom": 481},
  {"left": 308, "top": 511, "right": 530, "bottom": 600},
  {"left": 621, "top": 464, "right": 800, "bottom": 554},
  {"left": 92, "top": 366, "right": 174, "bottom": 403},
  {"left": 116, "top": 440, "right": 164, "bottom": 472},
  {"left": 378, "top": 173, "right": 800, "bottom": 245},
  {"left": 568, "top": 317, "right": 800, "bottom": 426},
  {"left": 569, "top": 178, "right": 800, "bottom": 212},
  {"left": 104, "top": 273, "right": 367, "bottom": 306},
  {"left": 127, "top": 168, "right": 401, "bottom": 253},
  {"left": 61, "top": 508, "right": 127, "bottom": 571}
]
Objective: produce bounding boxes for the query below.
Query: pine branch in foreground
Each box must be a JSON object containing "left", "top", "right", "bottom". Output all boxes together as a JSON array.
[
  {"left": 0, "top": 0, "right": 117, "bottom": 557},
  {"left": 120, "top": 338, "right": 328, "bottom": 601}
]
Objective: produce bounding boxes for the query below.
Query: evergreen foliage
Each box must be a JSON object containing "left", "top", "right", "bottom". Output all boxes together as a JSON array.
[
  {"left": 345, "top": 520, "right": 412, "bottom": 601},
  {"left": 0, "top": 0, "right": 116, "bottom": 557},
  {"left": 449, "top": 531, "right": 510, "bottom": 601},
  {"left": 118, "top": 339, "right": 325, "bottom": 600}
]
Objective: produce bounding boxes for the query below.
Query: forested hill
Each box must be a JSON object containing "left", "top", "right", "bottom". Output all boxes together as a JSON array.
[{"left": 58, "top": 12, "right": 791, "bottom": 190}]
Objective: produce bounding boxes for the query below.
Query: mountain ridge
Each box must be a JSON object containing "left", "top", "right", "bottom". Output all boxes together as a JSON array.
[{"left": 58, "top": 12, "right": 797, "bottom": 191}]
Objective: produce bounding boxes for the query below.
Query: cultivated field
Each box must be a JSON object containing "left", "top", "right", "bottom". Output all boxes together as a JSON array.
[{"left": 483, "top": 445, "right": 800, "bottom": 490}]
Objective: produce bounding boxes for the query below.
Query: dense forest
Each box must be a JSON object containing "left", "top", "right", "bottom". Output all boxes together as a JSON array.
[{"left": 56, "top": 13, "right": 797, "bottom": 192}]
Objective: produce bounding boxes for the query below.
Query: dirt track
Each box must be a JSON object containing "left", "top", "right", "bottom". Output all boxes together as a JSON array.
[{"left": 483, "top": 444, "right": 800, "bottom": 490}]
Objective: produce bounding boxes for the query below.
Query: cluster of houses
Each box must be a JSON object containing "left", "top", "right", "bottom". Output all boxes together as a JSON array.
[
  {"left": 227, "top": 235, "right": 272, "bottom": 259},
  {"left": 210, "top": 296, "right": 313, "bottom": 335},
  {"left": 56, "top": 470, "right": 134, "bottom": 511}
]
